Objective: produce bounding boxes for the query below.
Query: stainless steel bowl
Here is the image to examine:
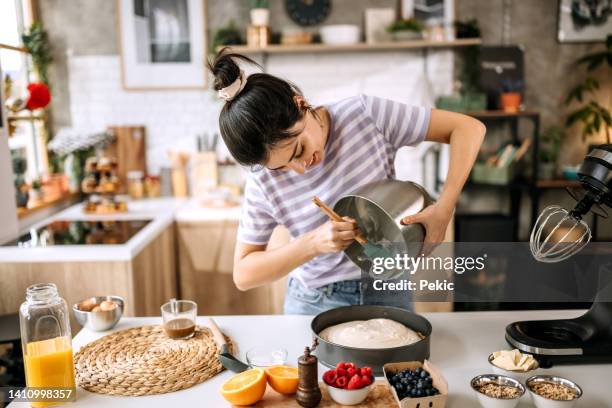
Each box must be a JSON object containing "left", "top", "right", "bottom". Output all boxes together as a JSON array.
[
  {"left": 471, "top": 374, "right": 525, "bottom": 408},
  {"left": 526, "top": 375, "right": 582, "bottom": 407},
  {"left": 311, "top": 305, "right": 432, "bottom": 376},
  {"left": 73, "top": 296, "right": 124, "bottom": 331},
  {"left": 334, "top": 180, "right": 433, "bottom": 275}
]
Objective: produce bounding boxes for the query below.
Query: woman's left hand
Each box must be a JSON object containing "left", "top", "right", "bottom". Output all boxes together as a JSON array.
[{"left": 400, "top": 202, "right": 453, "bottom": 254}]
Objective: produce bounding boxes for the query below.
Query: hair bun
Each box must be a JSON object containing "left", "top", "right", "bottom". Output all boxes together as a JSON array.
[{"left": 208, "top": 47, "right": 261, "bottom": 92}]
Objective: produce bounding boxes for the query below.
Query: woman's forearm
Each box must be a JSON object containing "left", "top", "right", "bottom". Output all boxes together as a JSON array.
[
  {"left": 437, "top": 117, "right": 485, "bottom": 210},
  {"left": 234, "top": 232, "right": 319, "bottom": 291}
]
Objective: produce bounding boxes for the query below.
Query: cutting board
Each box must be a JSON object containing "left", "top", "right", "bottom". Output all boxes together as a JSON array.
[
  {"left": 247, "top": 381, "right": 397, "bottom": 407},
  {"left": 104, "top": 126, "right": 147, "bottom": 193}
]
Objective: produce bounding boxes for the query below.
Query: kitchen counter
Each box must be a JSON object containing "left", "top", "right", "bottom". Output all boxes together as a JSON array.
[
  {"left": 10, "top": 310, "right": 612, "bottom": 407},
  {"left": 0, "top": 197, "right": 240, "bottom": 262}
]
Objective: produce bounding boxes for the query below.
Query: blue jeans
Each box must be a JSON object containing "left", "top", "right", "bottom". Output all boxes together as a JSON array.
[{"left": 283, "top": 276, "right": 362, "bottom": 315}]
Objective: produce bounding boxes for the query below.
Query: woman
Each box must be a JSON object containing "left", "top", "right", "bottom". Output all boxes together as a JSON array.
[{"left": 208, "top": 49, "right": 485, "bottom": 315}]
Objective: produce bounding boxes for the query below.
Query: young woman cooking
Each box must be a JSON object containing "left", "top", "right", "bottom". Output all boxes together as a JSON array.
[{"left": 209, "top": 49, "right": 485, "bottom": 315}]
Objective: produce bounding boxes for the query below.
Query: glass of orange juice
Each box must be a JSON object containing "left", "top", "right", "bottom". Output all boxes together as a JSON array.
[{"left": 19, "top": 283, "right": 76, "bottom": 407}]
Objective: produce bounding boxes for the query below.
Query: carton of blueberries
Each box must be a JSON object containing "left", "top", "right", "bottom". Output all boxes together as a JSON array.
[{"left": 383, "top": 360, "right": 448, "bottom": 408}]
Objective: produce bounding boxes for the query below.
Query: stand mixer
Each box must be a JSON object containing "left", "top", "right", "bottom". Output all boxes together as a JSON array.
[{"left": 506, "top": 145, "right": 612, "bottom": 366}]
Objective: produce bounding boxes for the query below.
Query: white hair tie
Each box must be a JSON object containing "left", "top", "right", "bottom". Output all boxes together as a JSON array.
[{"left": 218, "top": 70, "right": 247, "bottom": 102}]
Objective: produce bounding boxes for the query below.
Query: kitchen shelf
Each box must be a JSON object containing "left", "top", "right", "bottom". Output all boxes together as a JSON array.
[
  {"left": 219, "top": 38, "right": 482, "bottom": 55},
  {"left": 17, "top": 192, "right": 81, "bottom": 219},
  {"left": 7, "top": 114, "right": 47, "bottom": 123},
  {"left": 466, "top": 110, "right": 540, "bottom": 119},
  {"left": 535, "top": 179, "right": 581, "bottom": 189}
]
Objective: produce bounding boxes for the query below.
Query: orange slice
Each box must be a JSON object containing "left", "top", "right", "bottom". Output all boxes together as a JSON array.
[
  {"left": 219, "top": 368, "right": 267, "bottom": 406},
  {"left": 266, "top": 365, "right": 299, "bottom": 395}
]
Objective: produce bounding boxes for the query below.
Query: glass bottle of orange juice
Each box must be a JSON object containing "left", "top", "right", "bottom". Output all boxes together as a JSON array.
[{"left": 19, "top": 283, "right": 76, "bottom": 407}]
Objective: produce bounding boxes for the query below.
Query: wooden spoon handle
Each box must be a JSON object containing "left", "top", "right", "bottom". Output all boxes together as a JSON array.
[
  {"left": 206, "top": 318, "right": 227, "bottom": 347},
  {"left": 312, "top": 196, "right": 367, "bottom": 245}
]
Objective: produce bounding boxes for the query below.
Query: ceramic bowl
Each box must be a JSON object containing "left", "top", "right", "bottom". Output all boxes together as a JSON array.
[
  {"left": 526, "top": 375, "right": 582, "bottom": 408},
  {"left": 488, "top": 353, "right": 540, "bottom": 382},
  {"left": 326, "top": 383, "right": 372, "bottom": 406},
  {"left": 471, "top": 374, "right": 525, "bottom": 408},
  {"left": 73, "top": 296, "right": 124, "bottom": 331}
]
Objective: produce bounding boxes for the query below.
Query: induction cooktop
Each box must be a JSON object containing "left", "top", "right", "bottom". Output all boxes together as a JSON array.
[{"left": 5, "top": 219, "right": 150, "bottom": 247}]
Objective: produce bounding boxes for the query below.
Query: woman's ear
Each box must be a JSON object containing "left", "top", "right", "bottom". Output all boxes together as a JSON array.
[{"left": 293, "top": 95, "right": 307, "bottom": 110}]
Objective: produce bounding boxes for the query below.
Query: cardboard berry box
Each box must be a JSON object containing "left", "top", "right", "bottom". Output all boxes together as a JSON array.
[{"left": 383, "top": 360, "right": 448, "bottom": 408}]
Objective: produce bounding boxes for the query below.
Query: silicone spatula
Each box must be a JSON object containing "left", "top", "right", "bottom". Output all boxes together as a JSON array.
[{"left": 312, "top": 196, "right": 391, "bottom": 260}]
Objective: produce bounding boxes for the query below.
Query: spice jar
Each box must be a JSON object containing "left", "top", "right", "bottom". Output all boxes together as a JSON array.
[
  {"left": 144, "top": 175, "right": 161, "bottom": 198},
  {"left": 296, "top": 343, "right": 321, "bottom": 408},
  {"left": 127, "top": 170, "right": 145, "bottom": 199},
  {"left": 19, "top": 283, "right": 76, "bottom": 406}
]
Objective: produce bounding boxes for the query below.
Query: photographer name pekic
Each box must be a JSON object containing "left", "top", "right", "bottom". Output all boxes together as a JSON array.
[{"left": 373, "top": 279, "right": 455, "bottom": 291}]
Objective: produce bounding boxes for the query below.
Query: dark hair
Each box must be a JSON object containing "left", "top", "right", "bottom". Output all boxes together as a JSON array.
[{"left": 208, "top": 48, "right": 306, "bottom": 167}]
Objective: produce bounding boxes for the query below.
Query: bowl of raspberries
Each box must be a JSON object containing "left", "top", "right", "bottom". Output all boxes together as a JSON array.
[{"left": 323, "top": 362, "right": 374, "bottom": 405}]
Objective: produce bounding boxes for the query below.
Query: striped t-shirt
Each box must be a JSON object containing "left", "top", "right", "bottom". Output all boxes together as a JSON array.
[{"left": 237, "top": 94, "right": 431, "bottom": 289}]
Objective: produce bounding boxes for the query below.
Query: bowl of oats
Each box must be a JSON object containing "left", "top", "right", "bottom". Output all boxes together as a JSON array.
[
  {"left": 470, "top": 374, "right": 525, "bottom": 408},
  {"left": 526, "top": 375, "right": 582, "bottom": 408}
]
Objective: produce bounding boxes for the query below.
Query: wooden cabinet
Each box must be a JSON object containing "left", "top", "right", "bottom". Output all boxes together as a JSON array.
[
  {"left": 0, "top": 225, "right": 178, "bottom": 332},
  {"left": 176, "top": 221, "right": 287, "bottom": 315}
]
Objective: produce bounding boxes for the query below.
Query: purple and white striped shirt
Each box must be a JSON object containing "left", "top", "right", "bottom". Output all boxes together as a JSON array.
[{"left": 238, "top": 94, "right": 431, "bottom": 289}]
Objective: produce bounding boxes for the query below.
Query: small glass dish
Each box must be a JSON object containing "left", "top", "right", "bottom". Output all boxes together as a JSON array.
[{"left": 246, "top": 346, "right": 288, "bottom": 368}]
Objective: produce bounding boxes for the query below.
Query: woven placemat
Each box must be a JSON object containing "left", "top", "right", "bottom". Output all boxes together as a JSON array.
[{"left": 74, "top": 325, "right": 234, "bottom": 396}]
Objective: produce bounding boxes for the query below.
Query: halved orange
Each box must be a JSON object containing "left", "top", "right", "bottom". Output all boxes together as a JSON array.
[
  {"left": 219, "top": 368, "right": 267, "bottom": 406},
  {"left": 266, "top": 365, "right": 299, "bottom": 395}
]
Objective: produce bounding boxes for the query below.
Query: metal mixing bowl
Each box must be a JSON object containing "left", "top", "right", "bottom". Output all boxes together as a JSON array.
[
  {"left": 311, "top": 305, "right": 432, "bottom": 376},
  {"left": 334, "top": 180, "right": 433, "bottom": 276},
  {"left": 73, "top": 296, "right": 124, "bottom": 331}
]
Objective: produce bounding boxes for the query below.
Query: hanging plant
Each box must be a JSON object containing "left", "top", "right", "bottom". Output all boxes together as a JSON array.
[{"left": 22, "top": 22, "right": 53, "bottom": 86}]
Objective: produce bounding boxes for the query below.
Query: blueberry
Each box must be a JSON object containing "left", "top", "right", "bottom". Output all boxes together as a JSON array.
[
  {"left": 405, "top": 385, "right": 412, "bottom": 393},
  {"left": 420, "top": 370, "right": 428, "bottom": 379},
  {"left": 426, "top": 377, "right": 433, "bottom": 385},
  {"left": 415, "top": 368, "right": 422, "bottom": 374},
  {"left": 410, "top": 388, "right": 417, "bottom": 397},
  {"left": 395, "top": 383, "right": 405, "bottom": 392},
  {"left": 416, "top": 381, "right": 423, "bottom": 389},
  {"left": 417, "top": 389, "right": 424, "bottom": 397},
  {"left": 425, "top": 389, "right": 433, "bottom": 396}
]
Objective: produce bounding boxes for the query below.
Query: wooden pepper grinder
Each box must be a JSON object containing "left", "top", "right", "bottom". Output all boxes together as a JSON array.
[{"left": 296, "top": 341, "right": 322, "bottom": 407}]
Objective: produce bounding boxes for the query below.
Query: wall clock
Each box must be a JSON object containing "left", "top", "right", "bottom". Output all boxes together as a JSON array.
[{"left": 285, "top": 0, "right": 332, "bottom": 26}]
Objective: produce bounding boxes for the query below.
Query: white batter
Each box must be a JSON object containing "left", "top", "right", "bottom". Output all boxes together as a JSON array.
[{"left": 319, "top": 318, "right": 422, "bottom": 349}]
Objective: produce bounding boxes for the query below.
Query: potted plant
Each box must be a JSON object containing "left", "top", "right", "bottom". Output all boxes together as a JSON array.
[
  {"left": 250, "top": 0, "right": 270, "bottom": 27},
  {"left": 212, "top": 21, "right": 243, "bottom": 52},
  {"left": 12, "top": 153, "right": 29, "bottom": 208},
  {"left": 386, "top": 18, "right": 424, "bottom": 41},
  {"left": 565, "top": 34, "right": 611, "bottom": 144},
  {"left": 539, "top": 127, "right": 563, "bottom": 180},
  {"left": 499, "top": 79, "right": 524, "bottom": 113},
  {"left": 29, "top": 179, "right": 43, "bottom": 204}
]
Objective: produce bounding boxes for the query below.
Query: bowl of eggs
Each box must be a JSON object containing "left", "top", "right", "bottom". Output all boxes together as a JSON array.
[{"left": 73, "top": 296, "right": 124, "bottom": 331}]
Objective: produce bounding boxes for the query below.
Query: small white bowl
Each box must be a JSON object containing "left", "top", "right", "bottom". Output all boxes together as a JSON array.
[
  {"left": 526, "top": 375, "right": 582, "bottom": 408},
  {"left": 471, "top": 374, "right": 525, "bottom": 408},
  {"left": 488, "top": 353, "right": 540, "bottom": 382},
  {"left": 326, "top": 383, "right": 372, "bottom": 406},
  {"left": 320, "top": 25, "right": 360, "bottom": 45}
]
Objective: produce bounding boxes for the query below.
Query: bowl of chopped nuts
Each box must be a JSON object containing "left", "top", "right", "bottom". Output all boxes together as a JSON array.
[
  {"left": 526, "top": 375, "right": 582, "bottom": 408},
  {"left": 470, "top": 374, "right": 525, "bottom": 408}
]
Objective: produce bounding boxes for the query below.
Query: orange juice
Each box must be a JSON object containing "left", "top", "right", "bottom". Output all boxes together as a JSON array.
[{"left": 24, "top": 336, "right": 75, "bottom": 407}]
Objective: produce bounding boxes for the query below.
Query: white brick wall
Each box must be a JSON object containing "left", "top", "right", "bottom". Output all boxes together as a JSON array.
[{"left": 67, "top": 51, "right": 453, "bottom": 180}]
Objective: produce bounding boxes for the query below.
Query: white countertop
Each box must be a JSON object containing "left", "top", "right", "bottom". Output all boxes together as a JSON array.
[
  {"left": 10, "top": 310, "right": 612, "bottom": 407},
  {"left": 0, "top": 197, "right": 241, "bottom": 263}
]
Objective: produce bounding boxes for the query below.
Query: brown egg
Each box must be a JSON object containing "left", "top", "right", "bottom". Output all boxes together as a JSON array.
[
  {"left": 79, "top": 299, "right": 96, "bottom": 312},
  {"left": 99, "top": 300, "right": 117, "bottom": 311},
  {"left": 91, "top": 306, "right": 102, "bottom": 312}
]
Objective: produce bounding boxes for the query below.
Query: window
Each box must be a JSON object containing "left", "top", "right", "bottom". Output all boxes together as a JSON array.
[{"left": 1, "top": 0, "right": 46, "bottom": 183}]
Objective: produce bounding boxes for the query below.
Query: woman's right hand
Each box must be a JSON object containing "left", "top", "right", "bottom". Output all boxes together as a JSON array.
[{"left": 308, "top": 217, "right": 358, "bottom": 255}]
